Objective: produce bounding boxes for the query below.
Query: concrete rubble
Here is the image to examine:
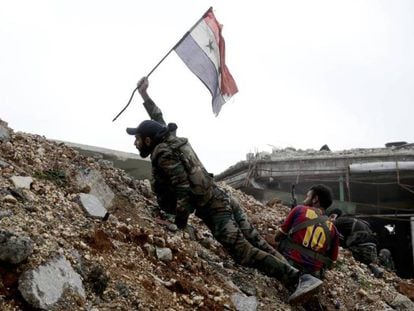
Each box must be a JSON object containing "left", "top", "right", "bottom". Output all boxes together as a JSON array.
[
  {"left": 0, "top": 119, "right": 414, "bottom": 310},
  {"left": 0, "top": 229, "right": 33, "bottom": 264},
  {"left": 18, "top": 255, "right": 85, "bottom": 310},
  {"left": 78, "top": 193, "right": 108, "bottom": 219}
]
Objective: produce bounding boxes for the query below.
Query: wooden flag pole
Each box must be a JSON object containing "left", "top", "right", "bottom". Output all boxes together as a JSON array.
[{"left": 112, "top": 7, "right": 213, "bottom": 122}]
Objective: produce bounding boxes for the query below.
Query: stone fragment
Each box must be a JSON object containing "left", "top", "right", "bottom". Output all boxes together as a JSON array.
[
  {"left": 0, "top": 159, "right": 9, "bottom": 168},
  {"left": 0, "top": 122, "right": 10, "bottom": 142},
  {"left": 231, "top": 293, "right": 258, "bottom": 311},
  {"left": 10, "top": 176, "right": 33, "bottom": 189},
  {"left": 0, "top": 209, "right": 13, "bottom": 219},
  {"left": 153, "top": 237, "right": 165, "bottom": 248},
  {"left": 0, "top": 230, "right": 33, "bottom": 264},
  {"left": 143, "top": 243, "right": 156, "bottom": 257},
  {"left": 156, "top": 247, "right": 173, "bottom": 262},
  {"left": 78, "top": 193, "right": 108, "bottom": 218},
  {"left": 166, "top": 223, "right": 178, "bottom": 232},
  {"left": 76, "top": 169, "right": 114, "bottom": 208},
  {"left": 3, "top": 194, "right": 17, "bottom": 204},
  {"left": 389, "top": 293, "right": 414, "bottom": 310},
  {"left": 18, "top": 255, "right": 85, "bottom": 310}
]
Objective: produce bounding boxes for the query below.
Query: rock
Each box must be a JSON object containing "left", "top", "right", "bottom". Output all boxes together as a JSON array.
[
  {"left": 0, "top": 230, "right": 33, "bottom": 264},
  {"left": 232, "top": 275, "right": 257, "bottom": 296},
  {"left": 0, "top": 159, "right": 9, "bottom": 168},
  {"left": 76, "top": 169, "right": 114, "bottom": 209},
  {"left": 167, "top": 223, "right": 178, "bottom": 232},
  {"left": 19, "top": 255, "right": 85, "bottom": 309},
  {"left": 3, "top": 194, "right": 17, "bottom": 204},
  {"left": 78, "top": 193, "right": 108, "bottom": 218},
  {"left": 153, "top": 237, "right": 166, "bottom": 248},
  {"left": 0, "top": 122, "right": 10, "bottom": 142},
  {"left": 143, "top": 243, "right": 156, "bottom": 257},
  {"left": 156, "top": 247, "right": 173, "bottom": 262},
  {"left": 140, "top": 179, "right": 153, "bottom": 198},
  {"left": 200, "top": 237, "right": 215, "bottom": 249},
  {"left": 389, "top": 293, "right": 414, "bottom": 310},
  {"left": 115, "top": 282, "right": 130, "bottom": 298},
  {"left": 231, "top": 293, "right": 258, "bottom": 311},
  {"left": 10, "top": 176, "right": 33, "bottom": 189},
  {"left": 0, "top": 209, "right": 13, "bottom": 219}
]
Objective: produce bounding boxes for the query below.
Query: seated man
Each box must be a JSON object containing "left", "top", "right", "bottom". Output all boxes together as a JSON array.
[{"left": 275, "top": 185, "right": 340, "bottom": 278}]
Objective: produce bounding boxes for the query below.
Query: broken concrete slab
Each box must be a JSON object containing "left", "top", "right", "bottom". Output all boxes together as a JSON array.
[
  {"left": 18, "top": 255, "right": 85, "bottom": 310},
  {"left": 75, "top": 169, "right": 114, "bottom": 209},
  {"left": 231, "top": 293, "right": 258, "bottom": 311},
  {"left": 78, "top": 193, "right": 108, "bottom": 218},
  {"left": 10, "top": 176, "right": 33, "bottom": 189},
  {"left": 0, "top": 229, "right": 33, "bottom": 264}
]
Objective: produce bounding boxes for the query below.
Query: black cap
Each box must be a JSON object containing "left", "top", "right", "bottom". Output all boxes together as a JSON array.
[{"left": 126, "top": 120, "right": 165, "bottom": 138}]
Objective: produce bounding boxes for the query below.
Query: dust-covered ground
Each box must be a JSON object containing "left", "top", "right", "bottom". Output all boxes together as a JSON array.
[{"left": 0, "top": 119, "right": 413, "bottom": 311}]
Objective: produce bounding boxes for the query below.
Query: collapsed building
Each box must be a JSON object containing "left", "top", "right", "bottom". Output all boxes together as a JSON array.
[{"left": 216, "top": 143, "right": 414, "bottom": 278}]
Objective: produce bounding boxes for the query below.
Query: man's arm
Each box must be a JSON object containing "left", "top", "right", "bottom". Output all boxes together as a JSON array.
[{"left": 137, "top": 77, "right": 167, "bottom": 126}]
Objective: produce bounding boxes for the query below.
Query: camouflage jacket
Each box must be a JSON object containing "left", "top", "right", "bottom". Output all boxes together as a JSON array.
[
  {"left": 150, "top": 134, "right": 213, "bottom": 228},
  {"left": 143, "top": 98, "right": 166, "bottom": 126}
]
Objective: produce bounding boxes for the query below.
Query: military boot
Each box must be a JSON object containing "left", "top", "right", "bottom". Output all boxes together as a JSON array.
[{"left": 288, "top": 274, "right": 323, "bottom": 305}]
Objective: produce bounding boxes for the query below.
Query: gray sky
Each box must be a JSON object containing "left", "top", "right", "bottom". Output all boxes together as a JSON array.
[{"left": 1, "top": 0, "right": 413, "bottom": 174}]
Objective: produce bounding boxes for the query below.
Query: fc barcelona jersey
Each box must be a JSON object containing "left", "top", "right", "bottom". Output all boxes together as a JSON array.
[{"left": 280, "top": 205, "right": 339, "bottom": 272}]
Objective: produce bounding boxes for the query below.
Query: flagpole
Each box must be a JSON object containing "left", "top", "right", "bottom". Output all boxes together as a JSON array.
[{"left": 112, "top": 7, "right": 213, "bottom": 122}]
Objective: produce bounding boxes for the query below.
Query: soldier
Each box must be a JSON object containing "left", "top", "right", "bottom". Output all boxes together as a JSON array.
[
  {"left": 328, "top": 208, "right": 384, "bottom": 277},
  {"left": 126, "top": 77, "right": 324, "bottom": 304},
  {"left": 378, "top": 248, "right": 395, "bottom": 271},
  {"left": 328, "top": 208, "right": 378, "bottom": 265}
]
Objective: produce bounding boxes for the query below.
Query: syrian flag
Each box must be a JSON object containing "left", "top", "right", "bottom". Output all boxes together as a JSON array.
[{"left": 174, "top": 8, "right": 238, "bottom": 116}]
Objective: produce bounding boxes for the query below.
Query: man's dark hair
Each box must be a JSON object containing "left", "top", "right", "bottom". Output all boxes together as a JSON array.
[{"left": 310, "top": 184, "right": 333, "bottom": 209}]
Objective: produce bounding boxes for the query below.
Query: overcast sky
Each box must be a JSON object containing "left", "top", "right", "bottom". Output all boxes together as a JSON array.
[{"left": 1, "top": 1, "right": 413, "bottom": 174}]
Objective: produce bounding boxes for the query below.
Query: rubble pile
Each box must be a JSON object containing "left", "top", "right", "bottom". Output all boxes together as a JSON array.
[{"left": 0, "top": 119, "right": 413, "bottom": 310}]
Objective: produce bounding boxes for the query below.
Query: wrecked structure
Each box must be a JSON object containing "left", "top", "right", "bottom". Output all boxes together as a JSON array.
[{"left": 216, "top": 144, "right": 414, "bottom": 278}]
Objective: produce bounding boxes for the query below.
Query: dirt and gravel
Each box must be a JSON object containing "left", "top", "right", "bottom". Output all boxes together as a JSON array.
[{"left": 0, "top": 119, "right": 414, "bottom": 311}]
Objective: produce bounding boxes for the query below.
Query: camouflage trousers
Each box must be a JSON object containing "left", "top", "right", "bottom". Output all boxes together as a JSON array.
[
  {"left": 196, "top": 186, "right": 298, "bottom": 285},
  {"left": 349, "top": 242, "right": 378, "bottom": 265}
]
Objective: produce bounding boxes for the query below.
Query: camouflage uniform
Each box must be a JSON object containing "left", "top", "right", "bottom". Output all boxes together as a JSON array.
[
  {"left": 378, "top": 248, "right": 395, "bottom": 271},
  {"left": 143, "top": 98, "right": 166, "bottom": 126},
  {"left": 144, "top": 98, "right": 298, "bottom": 284},
  {"left": 335, "top": 217, "right": 378, "bottom": 265}
]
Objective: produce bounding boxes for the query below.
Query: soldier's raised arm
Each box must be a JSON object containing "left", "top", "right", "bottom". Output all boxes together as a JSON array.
[{"left": 137, "top": 76, "right": 166, "bottom": 126}]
